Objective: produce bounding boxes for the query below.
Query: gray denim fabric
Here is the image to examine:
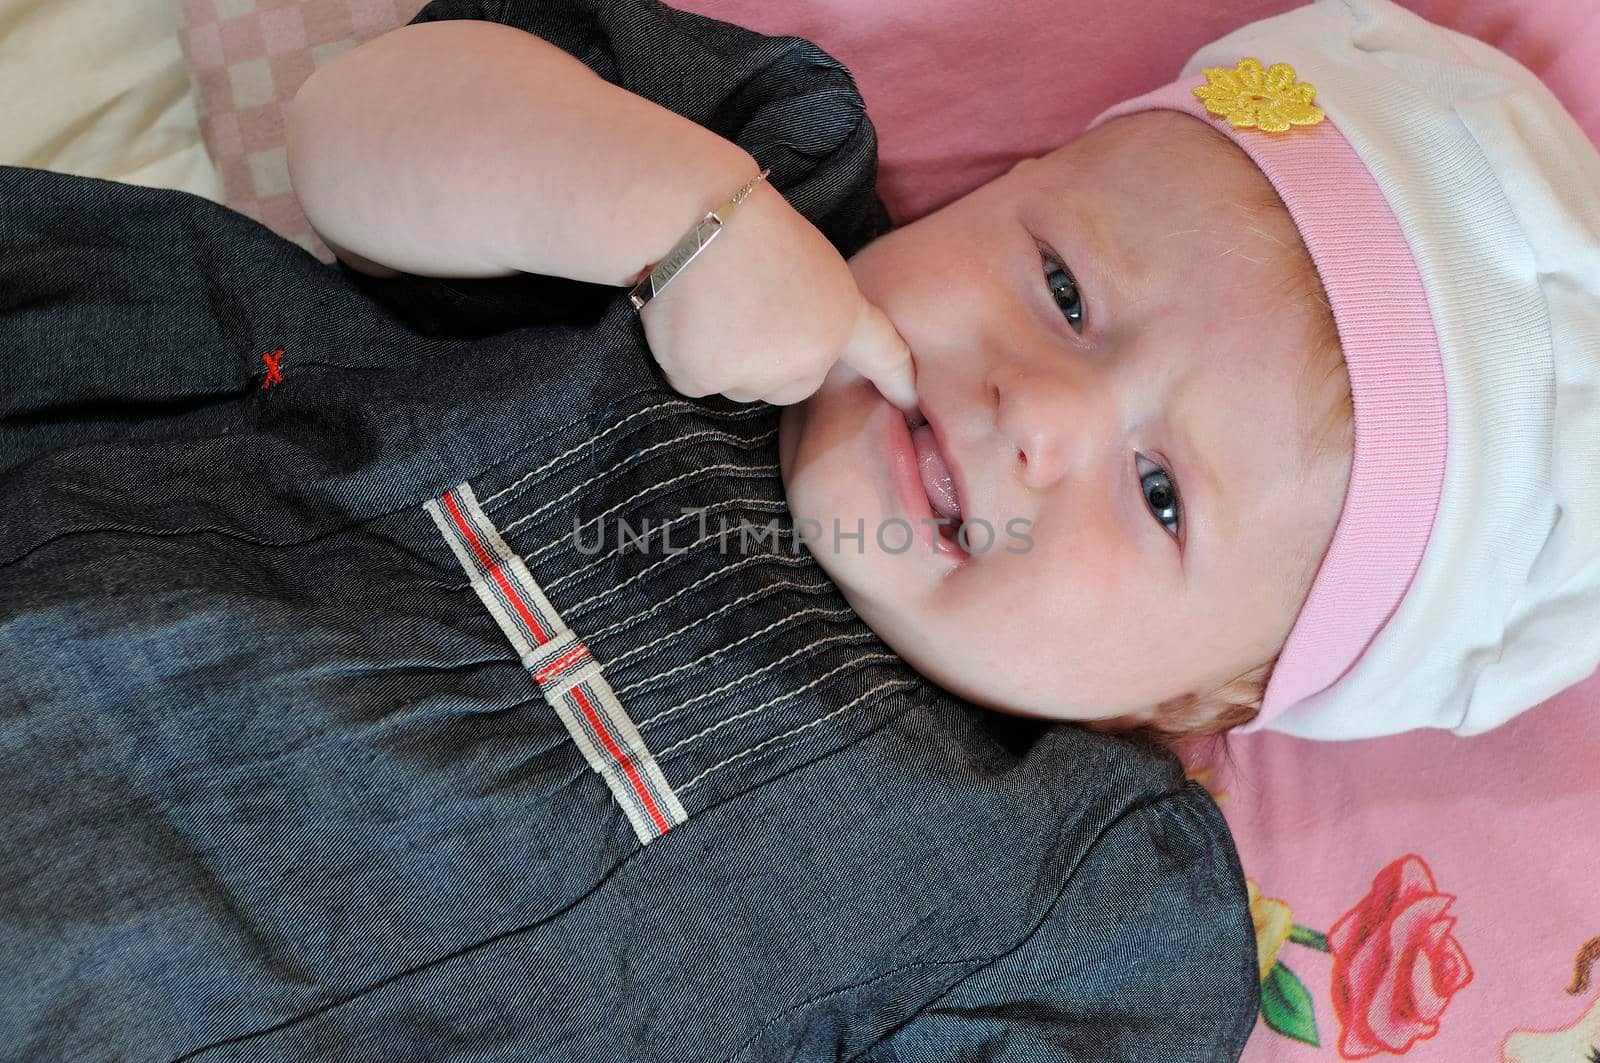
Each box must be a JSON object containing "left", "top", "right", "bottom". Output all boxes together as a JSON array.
[{"left": 0, "top": 0, "right": 1261, "bottom": 1059}]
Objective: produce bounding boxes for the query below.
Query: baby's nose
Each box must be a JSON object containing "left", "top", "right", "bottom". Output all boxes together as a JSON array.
[{"left": 988, "top": 361, "right": 1112, "bottom": 493}]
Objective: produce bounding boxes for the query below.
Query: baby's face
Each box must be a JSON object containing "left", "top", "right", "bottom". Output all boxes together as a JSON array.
[{"left": 778, "top": 110, "right": 1351, "bottom": 724}]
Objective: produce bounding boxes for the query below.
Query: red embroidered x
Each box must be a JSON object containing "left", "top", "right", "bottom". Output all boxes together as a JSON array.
[{"left": 261, "top": 348, "right": 285, "bottom": 389}]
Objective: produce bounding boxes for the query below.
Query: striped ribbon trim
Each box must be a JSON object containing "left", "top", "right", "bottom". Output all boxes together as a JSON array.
[{"left": 424, "top": 482, "right": 687, "bottom": 844}]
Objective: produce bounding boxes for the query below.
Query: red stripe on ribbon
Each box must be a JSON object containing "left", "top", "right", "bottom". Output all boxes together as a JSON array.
[
  {"left": 573, "top": 685, "right": 671, "bottom": 834},
  {"left": 443, "top": 490, "right": 550, "bottom": 643}
]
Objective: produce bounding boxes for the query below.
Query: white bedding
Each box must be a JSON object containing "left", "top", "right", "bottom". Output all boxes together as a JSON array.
[{"left": 0, "top": 0, "right": 220, "bottom": 199}]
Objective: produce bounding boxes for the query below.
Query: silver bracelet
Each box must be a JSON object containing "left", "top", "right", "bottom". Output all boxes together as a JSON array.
[{"left": 628, "top": 168, "right": 772, "bottom": 313}]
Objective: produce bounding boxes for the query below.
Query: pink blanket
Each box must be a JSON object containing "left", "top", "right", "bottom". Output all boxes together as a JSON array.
[{"left": 678, "top": 0, "right": 1600, "bottom": 226}]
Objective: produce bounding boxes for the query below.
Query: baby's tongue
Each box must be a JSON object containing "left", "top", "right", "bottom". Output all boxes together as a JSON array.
[{"left": 911, "top": 424, "right": 961, "bottom": 519}]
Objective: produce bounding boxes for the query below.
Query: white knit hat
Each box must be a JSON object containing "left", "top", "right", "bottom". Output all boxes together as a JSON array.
[{"left": 1087, "top": 0, "right": 1600, "bottom": 740}]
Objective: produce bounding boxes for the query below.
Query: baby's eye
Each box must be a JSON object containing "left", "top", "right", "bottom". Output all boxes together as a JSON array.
[
  {"left": 1039, "top": 246, "right": 1084, "bottom": 334},
  {"left": 1136, "top": 453, "right": 1182, "bottom": 543}
]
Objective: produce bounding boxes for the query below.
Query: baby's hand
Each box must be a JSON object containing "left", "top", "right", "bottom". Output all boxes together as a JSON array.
[{"left": 636, "top": 181, "right": 917, "bottom": 414}]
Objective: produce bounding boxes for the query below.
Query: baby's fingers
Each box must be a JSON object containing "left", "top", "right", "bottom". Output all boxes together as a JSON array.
[
  {"left": 761, "top": 372, "right": 828, "bottom": 407},
  {"left": 838, "top": 299, "right": 918, "bottom": 417}
]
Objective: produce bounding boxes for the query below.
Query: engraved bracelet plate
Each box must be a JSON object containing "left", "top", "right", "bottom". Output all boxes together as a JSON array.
[
  {"left": 628, "top": 168, "right": 770, "bottom": 313},
  {"left": 629, "top": 213, "right": 724, "bottom": 311}
]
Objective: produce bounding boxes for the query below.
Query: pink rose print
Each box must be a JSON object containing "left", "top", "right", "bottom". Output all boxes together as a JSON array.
[{"left": 1327, "top": 854, "right": 1474, "bottom": 1058}]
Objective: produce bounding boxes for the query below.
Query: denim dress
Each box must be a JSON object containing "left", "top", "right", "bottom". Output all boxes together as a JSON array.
[{"left": 0, "top": 0, "right": 1261, "bottom": 1059}]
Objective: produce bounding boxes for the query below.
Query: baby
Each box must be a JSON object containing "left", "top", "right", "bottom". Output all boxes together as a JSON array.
[
  {"left": 3, "top": 0, "right": 1596, "bottom": 1058},
  {"left": 289, "top": 0, "right": 1598, "bottom": 746}
]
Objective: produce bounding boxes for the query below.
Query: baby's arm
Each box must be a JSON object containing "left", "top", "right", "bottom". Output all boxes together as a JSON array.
[
  {"left": 285, "top": 18, "right": 916, "bottom": 410},
  {"left": 285, "top": 19, "right": 764, "bottom": 283}
]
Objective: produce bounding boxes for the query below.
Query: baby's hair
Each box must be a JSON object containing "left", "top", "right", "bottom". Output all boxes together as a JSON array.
[{"left": 1089, "top": 119, "right": 1354, "bottom": 753}]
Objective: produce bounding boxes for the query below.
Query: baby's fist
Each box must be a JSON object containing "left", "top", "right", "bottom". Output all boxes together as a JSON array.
[{"left": 637, "top": 181, "right": 916, "bottom": 414}]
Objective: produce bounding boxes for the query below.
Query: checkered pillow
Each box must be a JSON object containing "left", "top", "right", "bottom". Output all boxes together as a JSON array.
[{"left": 176, "top": 0, "right": 427, "bottom": 262}]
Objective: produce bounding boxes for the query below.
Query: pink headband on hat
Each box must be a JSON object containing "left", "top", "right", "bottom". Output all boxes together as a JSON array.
[{"left": 1088, "top": 65, "right": 1449, "bottom": 733}]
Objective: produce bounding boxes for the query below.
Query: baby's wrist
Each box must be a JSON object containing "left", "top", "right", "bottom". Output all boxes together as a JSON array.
[
  {"left": 625, "top": 164, "right": 775, "bottom": 308},
  {"left": 621, "top": 147, "right": 776, "bottom": 290}
]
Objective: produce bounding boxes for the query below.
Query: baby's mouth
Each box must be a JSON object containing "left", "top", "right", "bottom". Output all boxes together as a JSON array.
[{"left": 903, "top": 407, "right": 964, "bottom": 533}]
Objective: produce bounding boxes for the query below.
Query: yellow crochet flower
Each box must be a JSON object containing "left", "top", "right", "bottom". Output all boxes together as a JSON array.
[{"left": 1193, "top": 57, "right": 1325, "bottom": 133}]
